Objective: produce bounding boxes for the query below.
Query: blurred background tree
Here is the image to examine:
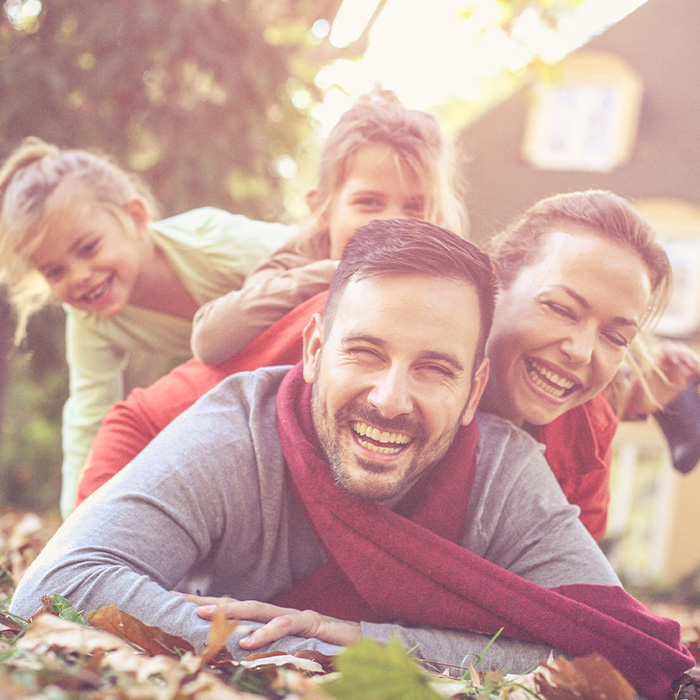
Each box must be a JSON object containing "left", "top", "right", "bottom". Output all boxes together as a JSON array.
[
  {"left": 0, "top": 0, "right": 388, "bottom": 511},
  {"left": 0, "top": 0, "right": 588, "bottom": 512}
]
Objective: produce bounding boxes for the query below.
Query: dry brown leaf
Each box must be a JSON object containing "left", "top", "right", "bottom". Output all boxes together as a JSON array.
[
  {"left": 535, "top": 654, "right": 635, "bottom": 700},
  {"left": 239, "top": 652, "right": 324, "bottom": 673},
  {"left": 199, "top": 604, "right": 238, "bottom": 667},
  {"left": 294, "top": 648, "right": 336, "bottom": 673},
  {"left": 181, "top": 669, "right": 265, "bottom": 699},
  {"left": 89, "top": 604, "right": 195, "bottom": 657},
  {"left": 0, "top": 612, "right": 24, "bottom": 634},
  {"left": 17, "top": 612, "right": 134, "bottom": 655}
]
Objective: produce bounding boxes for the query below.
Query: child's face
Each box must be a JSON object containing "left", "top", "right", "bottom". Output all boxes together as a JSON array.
[
  {"left": 30, "top": 199, "right": 147, "bottom": 318},
  {"left": 321, "top": 142, "right": 427, "bottom": 259}
]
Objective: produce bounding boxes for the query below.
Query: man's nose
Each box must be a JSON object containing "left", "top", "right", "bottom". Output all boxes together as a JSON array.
[{"left": 367, "top": 367, "right": 413, "bottom": 418}]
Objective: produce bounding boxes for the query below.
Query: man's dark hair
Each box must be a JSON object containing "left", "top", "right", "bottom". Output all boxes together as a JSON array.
[{"left": 323, "top": 218, "right": 497, "bottom": 366}]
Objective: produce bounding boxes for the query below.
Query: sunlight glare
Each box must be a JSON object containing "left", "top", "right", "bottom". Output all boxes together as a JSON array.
[{"left": 318, "top": 0, "right": 650, "bottom": 126}]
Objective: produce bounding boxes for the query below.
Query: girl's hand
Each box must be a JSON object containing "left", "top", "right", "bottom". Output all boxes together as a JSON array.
[
  {"left": 174, "top": 592, "right": 361, "bottom": 649},
  {"left": 619, "top": 340, "right": 700, "bottom": 420}
]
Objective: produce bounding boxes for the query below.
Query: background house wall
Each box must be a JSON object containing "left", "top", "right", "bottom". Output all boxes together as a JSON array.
[{"left": 455, "top": 0, "right": 700, "bottom": 587}]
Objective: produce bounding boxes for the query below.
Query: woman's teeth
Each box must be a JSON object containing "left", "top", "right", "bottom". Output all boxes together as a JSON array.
[{"left": 526, "top": 358, "right": 575, "bottom": 398}]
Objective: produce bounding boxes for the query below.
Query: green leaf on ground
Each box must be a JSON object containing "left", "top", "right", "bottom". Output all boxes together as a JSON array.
[
  {"left": 321, "top": 638, "right": 444, "bottom": 700},
  {"left": 48, "top": 594, "right": 86, "bottom": 624}
]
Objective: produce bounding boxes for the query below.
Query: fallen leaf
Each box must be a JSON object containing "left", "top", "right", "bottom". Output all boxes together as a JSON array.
[
  {"left": 322, "top": 638, "right": 445, "bottom": 700},
  {"left": 240, "top": 652, "right": 324, "bottom": 673},
  {"left": 17, "top": 611, "right": 133, "bottom": 655},
  {"left": 199, "top": 604, "right": 238, "bottom": 666},
  {"left": 295, "top": 648, "right": 337, "bottom": 673},
  {"left": 0, "top": 611, "right": 24, "bottom": 633},
  {"left": 535, "top": 654, "right": 635, "bottom": 700},
  {"left": 89, "top": 604, "right": 195, "bottom": 656}
]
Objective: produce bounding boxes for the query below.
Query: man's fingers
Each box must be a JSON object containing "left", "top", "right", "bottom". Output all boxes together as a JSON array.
[
  {"left": 173, "top": 591, "right": 238, "bottom": 606},
  {"left": 196, "top": 599, "right": 297, "bottom": 622},
  {"left": 239, "top": 612, "right": 313, "bottom": 649}
]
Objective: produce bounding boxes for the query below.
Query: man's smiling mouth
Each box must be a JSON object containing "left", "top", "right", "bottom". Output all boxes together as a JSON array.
[
  {"left": 526, "top": 358, "right": 578, "bottom": 398},
  {"left": 351, "top": 421, "right": 412, "bottom": 454}
]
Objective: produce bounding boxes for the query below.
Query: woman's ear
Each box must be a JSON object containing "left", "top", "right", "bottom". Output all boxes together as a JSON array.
[
  {"left": 125, "top": 197, "right": 151, "bottom": 236},
  {"left": 302, "top": 313, "right": 324, "bottom": 384}
]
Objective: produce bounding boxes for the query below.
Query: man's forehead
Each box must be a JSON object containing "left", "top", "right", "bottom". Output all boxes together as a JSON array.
[{"left": 329, "top": 273, "right": 481, "bottom": 350}]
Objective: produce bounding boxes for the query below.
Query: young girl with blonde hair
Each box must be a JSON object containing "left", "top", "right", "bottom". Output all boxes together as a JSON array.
[
  {"left": 0, "top": 140, "right": 290, "bottom": 515},
  {"left": 189, "top": 88, "right": 466, "bottom": 366},
  {"left": 75, "top": 88, "right": 467, "bottom": 513}
]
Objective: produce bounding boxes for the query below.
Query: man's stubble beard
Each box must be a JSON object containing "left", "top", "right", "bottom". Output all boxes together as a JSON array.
[{"left": 309, "top": 359, "right": 470, "bottom": 503}]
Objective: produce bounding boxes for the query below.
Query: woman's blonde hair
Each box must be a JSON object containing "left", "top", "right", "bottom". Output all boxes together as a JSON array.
[
  {"left": 490, "top": 189, "right": 672, "bottom": 332},
  {"left": 301, "top": 88, "right": 467, "bottom": 256},
  {"left": 0, "top": 137, "right": 157, "bottom": 341}
]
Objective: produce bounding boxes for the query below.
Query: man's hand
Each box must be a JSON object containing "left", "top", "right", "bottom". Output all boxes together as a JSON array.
[{"left": 176, "top": 593, "right": 361, "bottom": 649}]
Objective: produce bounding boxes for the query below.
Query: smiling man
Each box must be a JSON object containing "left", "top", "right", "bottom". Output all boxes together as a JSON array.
[{"left": 11, "top": 219, "right": 693, "bottom": 700}]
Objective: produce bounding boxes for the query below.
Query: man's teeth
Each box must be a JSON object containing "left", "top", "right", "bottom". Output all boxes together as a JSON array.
[
  {"left": 527, "top": 358, "right": 575, "bottom": 398},
  {"left": 352, "top": 421, "right": 410, "bottom": 454}
]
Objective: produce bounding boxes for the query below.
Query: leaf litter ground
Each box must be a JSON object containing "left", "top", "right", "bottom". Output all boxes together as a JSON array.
[{"left": 1, "top": 508, "right": 698, "bottom": 700}]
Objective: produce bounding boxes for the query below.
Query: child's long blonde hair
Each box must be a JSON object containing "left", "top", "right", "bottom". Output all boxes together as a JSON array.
[
  {"left": 301, "top": 88, "right": 467, "bottom": 257},
  {"left": 0, "top": 137, "right": 158, "bottom": 342}
]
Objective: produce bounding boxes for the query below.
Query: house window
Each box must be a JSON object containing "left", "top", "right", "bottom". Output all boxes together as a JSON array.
[
  {"left": 522, "top": 51, "right": 643, "bottom": 172},
  {"left": 636, "top": 198, "right": 700, "bottom": 339}
]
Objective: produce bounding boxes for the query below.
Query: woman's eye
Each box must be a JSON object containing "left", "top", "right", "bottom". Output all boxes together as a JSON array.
[
  {"left": 545, "top": 301, "right": 575, "bottom": 319},
  {"left": 604, "top": 331, "right": 630, "bottom": 348}
]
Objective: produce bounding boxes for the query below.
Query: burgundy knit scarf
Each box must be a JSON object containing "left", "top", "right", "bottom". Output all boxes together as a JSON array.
[{"left": 274, "top": 363, "right": 692, "bottom": 700}]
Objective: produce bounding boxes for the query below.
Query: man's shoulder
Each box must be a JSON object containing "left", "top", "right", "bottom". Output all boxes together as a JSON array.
[
  {"left": 475, "top": 411, "right": 544, "bottom": 452},
  {"left": 194, "top": 365, "right": 294, "bottom": 413},
  {"left": 474, "top": 411, "right": 549, "bottom": 481}
]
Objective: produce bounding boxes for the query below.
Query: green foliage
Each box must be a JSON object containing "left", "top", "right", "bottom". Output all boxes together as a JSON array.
[
  {"left": 0, "top": 0, "right": 338, "bottom": 219},
  {"left": 48, "top": 594, "right": 86, "bottom": 624},
  {"left": 322, "top": 638, "right": 445, "bottom": 700},
  {"left": 0, "top": 0, "right": 352, "bottom": 513},
  {"left": 0, "top": 305, "right": 66, "bottom": 512}
]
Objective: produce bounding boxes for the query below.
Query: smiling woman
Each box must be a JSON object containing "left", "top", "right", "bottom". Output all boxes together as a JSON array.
[
  {"left": 479, "top": 189, "right": 672, "bottom": 539},
  {"left": 484, "top": 228, "right": 652, "bottom": 428}
]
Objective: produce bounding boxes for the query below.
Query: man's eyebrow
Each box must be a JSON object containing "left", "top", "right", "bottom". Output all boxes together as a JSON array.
[
  {"left": 559, "top": 285, "right": 640, "bottom": 328},
  {"left": 342, "top": 334, "right": 465, "bottom": 373},
  {"left": 341, "top": 333, "right": 384, "bottom": 347}
]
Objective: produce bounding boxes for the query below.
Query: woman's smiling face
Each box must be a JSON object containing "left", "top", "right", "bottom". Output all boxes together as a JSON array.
[{"left": 483, "top": 227, "right": 652, "bottom": 428}]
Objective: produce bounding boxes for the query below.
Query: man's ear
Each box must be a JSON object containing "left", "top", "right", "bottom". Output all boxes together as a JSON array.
[
  {"left": 125, "top": 197, "right": 150, "bottom": 236},
  {"left": 302, "top": 313, "right": 324, "bottom": 384},
  {"left": 461, "top": 358, "right": 490, "bottom": 426}
]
